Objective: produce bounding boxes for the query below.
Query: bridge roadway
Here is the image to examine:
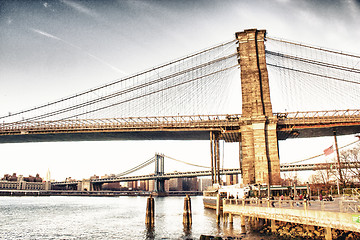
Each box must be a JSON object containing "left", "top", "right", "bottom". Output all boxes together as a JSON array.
[
  {"left": 52, "top": 161, "right": 359, "bottom": 186},
  {"left": 53, "top": 168, "right": 243, "bottom": 186},
  {"left": 0, "top": 110, "right": 359, "bottom": 143}
]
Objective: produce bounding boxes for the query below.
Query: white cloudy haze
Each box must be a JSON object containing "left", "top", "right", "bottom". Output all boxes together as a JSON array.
[{"left": 0, "top": 0, "right": 359, "bottom": 181}]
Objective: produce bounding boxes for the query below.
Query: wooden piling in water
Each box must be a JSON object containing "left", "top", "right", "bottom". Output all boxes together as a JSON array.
[
  {"left": 145, "top": 196, "right": 151, "bottom": 225},
  {"left": 240, "top": 215, "right": 246, "bottom": 233},
  {"left": 145, "top": 194, "right": 155, "bottom": 226},
  {"left": 325, "top": 227, "right": 333, "bottom": 240},
  {"left": 271, "top": 219, "right": 276, "bottom": 233},
  {"left": 228, "top": 213, "right": 233, "bottom": 224},
  {"left": 183, "top": 195, "right": 192, "bottom": 226}
]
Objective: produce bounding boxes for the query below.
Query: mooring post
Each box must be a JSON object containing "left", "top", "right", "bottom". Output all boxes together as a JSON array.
[
  {"left": 145, "top": 194, "right": 155, "bottom": 226},
  {"left": 216, "top": 193, "right": 221, "bottom": 223},
  {"left": 183, "top": 195, "right": 192, "bottom": 226}
]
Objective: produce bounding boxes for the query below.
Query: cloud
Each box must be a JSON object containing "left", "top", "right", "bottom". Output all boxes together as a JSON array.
[
  {"left": 60, "top": 0, "right": 98, "bottom": 18},
  {"left": 30, "top": 28, "right": 127, "bottom": 75}
]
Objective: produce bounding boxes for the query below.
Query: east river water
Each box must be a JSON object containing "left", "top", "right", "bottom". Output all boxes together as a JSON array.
[{"left": 0, "top": 196, "right": 278, "bottom": 239}]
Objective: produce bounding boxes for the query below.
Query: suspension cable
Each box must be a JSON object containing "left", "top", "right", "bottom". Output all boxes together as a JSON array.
[
  {"left": 266, "top": 50, "right": 360, "bottom": 74},
  {"left": 9, "top": 53, "right": 237, "bottom": 123},
  {"left": 116, "top": 156, "right": 156, "bottom": 177},
  {"left": 164, "top": 155, "right": 210, "bottom": 168},
  {"left": 267, "top": 63, "right": 360, "bottom": 85},
  {"left": 284, "top": 139, "right": 360, "bottom": 165},
  {"left": 61, "top": 64, "right": 238, "bottom": 120},
  {"left": 267, "top": 36, "right": 360, "bottom": 59},
  {"left": 1, "top": 39, "right": 237, "bottom": 120}
]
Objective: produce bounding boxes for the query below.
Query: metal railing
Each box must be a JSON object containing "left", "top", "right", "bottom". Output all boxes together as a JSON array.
[
  {"left": 276, "top": 109, "right": 360, "bottom": 125},
  {"left": 280, "top": 162, "right": 360, "bottom": 171},
  {"left": 224, "top": 197, "right": 360, "bottom": 213},
  {"left": 0, "top": 114, "right": 242, "bottom": 134}
]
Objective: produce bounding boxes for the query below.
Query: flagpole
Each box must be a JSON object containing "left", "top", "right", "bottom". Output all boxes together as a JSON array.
[
  {"left": 333, "top": 130, "right": 343, "bottom": 196},
  {"left": 336, "top": 172, "right": 340, "bottom": 197}
]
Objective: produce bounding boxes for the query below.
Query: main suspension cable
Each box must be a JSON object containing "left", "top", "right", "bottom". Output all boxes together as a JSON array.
[{"left": 164, "top": 155, "right": 210, "bottom": 169}]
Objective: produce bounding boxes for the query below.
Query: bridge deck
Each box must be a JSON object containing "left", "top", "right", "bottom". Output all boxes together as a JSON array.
[
  {"left": 52, "top": 168, "right": 242, "bottom": 185},
  {"left": 51, "top": 162, "right": 359, "bottom": 185},
  {"left": 0, "top": 110, "right": 359, "bottom": 143}
]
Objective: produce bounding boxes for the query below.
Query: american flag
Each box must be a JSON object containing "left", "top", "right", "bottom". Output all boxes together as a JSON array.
[{"left": 323, "top": 145, "right": 334, "bottom": 156}]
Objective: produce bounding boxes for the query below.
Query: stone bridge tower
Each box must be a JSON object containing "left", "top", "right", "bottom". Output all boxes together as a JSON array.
[{"left": 236, "top": 29, "right": 281, "bottom": 185}]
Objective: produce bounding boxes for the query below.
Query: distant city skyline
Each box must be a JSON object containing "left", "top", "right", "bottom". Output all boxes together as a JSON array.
[{"left": 1, "top": 0, "right": 359, "bottom": 181}]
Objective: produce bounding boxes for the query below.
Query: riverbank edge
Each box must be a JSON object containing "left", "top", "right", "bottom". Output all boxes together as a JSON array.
[{"left": 0, "top": 190, "right": 203, "bottom": 197}]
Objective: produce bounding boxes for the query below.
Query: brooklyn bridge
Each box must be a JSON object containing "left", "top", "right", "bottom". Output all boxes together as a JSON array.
[{"left": 0, "top": 29, "right": 359, "bottom": 187}]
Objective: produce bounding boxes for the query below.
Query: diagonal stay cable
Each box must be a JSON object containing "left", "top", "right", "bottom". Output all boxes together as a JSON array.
[
  {"left": 14, "top": 53, "right": 237, "bottom": 123},
  {"left": 61, "top": 64, "right": 238, "bottom": 120},
  {"left": 0, "top": 40, "right": 236, "bottom": 120}
]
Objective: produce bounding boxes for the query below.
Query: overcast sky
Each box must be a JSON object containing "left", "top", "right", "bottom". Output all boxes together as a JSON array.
[{"left": 0, "top": 0, "right": 359, "bottom": 181}]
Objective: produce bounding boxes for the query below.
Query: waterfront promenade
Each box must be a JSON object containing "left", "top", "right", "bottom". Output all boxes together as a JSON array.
[{"left": 223, "top": 197, "right": 360, "bottom": 239}]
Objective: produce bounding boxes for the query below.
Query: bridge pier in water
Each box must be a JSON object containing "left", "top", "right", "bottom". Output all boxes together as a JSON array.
[
  {"left": 209, "top": 29, "right": 281, "bottom": 186},
  {"left": 78, "top": 179, "right": 103, "bottom": 191},
  {"left": 154, "top": 179, "right": 165, "bottom": 193},
  {"left": 235, "top": 29, "right": 281, "bottom": 185},
  {"left": 154, "top": 153, "right": 166, "bottom": 193}
]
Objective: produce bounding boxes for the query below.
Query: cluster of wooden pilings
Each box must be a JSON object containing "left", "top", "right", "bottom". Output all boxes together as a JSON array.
[{"left": 145, "top": 194, "right": 192, "bottom": 227}]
